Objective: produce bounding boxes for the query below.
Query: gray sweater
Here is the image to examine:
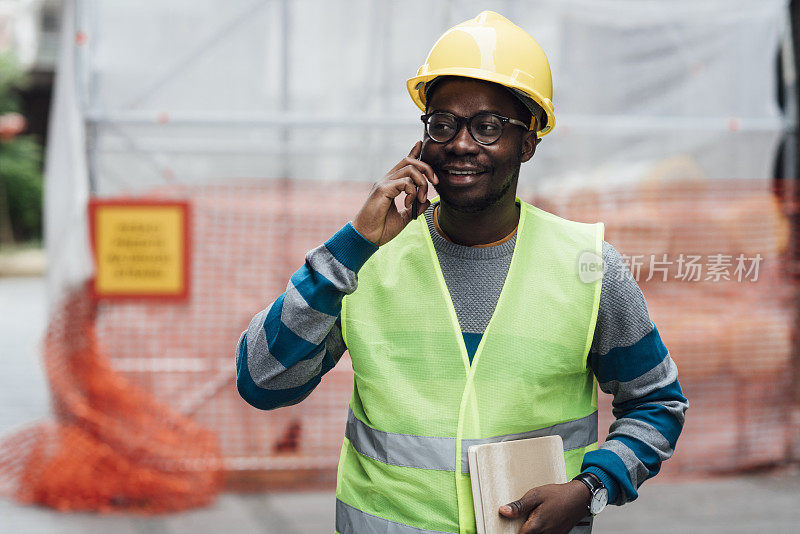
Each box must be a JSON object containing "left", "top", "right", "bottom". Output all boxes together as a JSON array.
[{"left": 236, "top": 201, "right": 688, "bottom": 507}]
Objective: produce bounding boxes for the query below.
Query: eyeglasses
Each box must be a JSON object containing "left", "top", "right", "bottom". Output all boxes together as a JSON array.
[{"left": 420, "top": 111, "right": 529, "bottom": 145}]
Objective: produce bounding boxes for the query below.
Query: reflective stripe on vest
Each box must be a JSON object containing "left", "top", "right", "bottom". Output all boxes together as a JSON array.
[
  {"left": 336, "top": 498, "right": 594, "bottom": 534},
  {"left": 339, "top": 199, "right": 605, "bottom": 533},
  {"left": 336, "top": 499, "right": 458, "bottom": 534},
  {"left": 345, "top": 406, "right": 598, "bottom": 474}
]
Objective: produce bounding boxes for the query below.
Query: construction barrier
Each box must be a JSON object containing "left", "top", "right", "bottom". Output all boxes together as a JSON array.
[{"left": 2, "top": 171, "right": 797, "bottom": 512}]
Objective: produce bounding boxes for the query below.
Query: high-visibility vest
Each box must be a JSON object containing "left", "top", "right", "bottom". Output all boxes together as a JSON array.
[{"left": 338, "top": 199, "right": 604, "bottom": 534}]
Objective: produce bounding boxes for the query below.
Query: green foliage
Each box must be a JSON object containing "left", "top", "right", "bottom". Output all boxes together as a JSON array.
[
  {"left": 0, "top": 52, "right": 43, "bottom": 243},
  {"left": 0, "top": 52, "right": 25, "bottom": 114},
  {"left": 0, "top": 136, "right": 43, "bottom": 241}
]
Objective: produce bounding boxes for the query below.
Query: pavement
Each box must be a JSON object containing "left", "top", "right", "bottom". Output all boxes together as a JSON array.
[
  {"left": 1, "top": 274, "right": 799, "bottom": 533},
  {"left": 0, "top": 247, "right": 47, "bottom": 277}
]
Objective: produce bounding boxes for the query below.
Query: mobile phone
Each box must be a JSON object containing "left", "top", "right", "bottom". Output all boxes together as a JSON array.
[{"left": 412, "top": 145, "right": 423, "bottom": 219}]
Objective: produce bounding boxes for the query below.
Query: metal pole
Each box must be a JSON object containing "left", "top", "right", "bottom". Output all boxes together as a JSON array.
[
  {"left": 74, "top": 0, "right": 96, "bottom": 195},
  {"left": 277, "top": 0, "right": 293, "bottom": 299},
  {"left": 82, "top": 110, "right": 789, "bottom": 132},
  {"left": 787, "top": 0, "right": 800, "bottom": 465},
  {"left": 279, "top": 0, "right": 290, "bottom": 178}
]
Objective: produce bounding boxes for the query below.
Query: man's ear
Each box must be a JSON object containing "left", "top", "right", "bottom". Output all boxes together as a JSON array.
[{"left": 520, "top": 130, "right": 539, "bottom": 163}]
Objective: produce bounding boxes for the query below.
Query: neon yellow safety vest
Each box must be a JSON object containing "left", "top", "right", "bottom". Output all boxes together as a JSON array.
[{"left": 338, "top": 199, "right": 604, "bottom": 534}]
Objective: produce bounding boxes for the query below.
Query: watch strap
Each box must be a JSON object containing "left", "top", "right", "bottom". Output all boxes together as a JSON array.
[
  {"left": 573, "top": 472, "right": 604, "bottom": 494},
  {"left": 573, "top": 472, "right": 607, "bottom": 516}
]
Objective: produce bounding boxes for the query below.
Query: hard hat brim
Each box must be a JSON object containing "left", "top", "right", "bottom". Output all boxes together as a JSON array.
[{"left": 407, "top": 68, "right": 555, "bottom": 137}]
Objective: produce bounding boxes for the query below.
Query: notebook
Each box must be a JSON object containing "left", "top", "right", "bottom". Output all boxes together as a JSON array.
[{"left": 467, "top": 435, "right": 567, "bottom": 534}]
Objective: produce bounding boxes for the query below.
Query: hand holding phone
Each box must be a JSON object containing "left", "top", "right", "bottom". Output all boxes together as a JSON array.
[{"left": 351, "top": 141, "right": 438, "bottom": 246}]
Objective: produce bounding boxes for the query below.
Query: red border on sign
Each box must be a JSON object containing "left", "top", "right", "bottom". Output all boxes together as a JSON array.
[{"left": 88, "top": 198, "right": 192, "bottom": 301}]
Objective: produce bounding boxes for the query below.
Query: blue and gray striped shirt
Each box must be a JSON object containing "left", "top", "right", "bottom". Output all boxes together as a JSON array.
[{"left": 236, "top": 203, "right": 688, "bottom": 506}]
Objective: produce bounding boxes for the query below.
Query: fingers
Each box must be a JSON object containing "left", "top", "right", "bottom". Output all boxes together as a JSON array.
[
  {"left": 387, "top": 144, "right": 439, "bottom": 186},
  {"left": 518, "top": 512, "right": 544, "bottom": 534},
  {"left": 401, "top": 199, "right": 431, "bottom": 223},
  {"left": 379, "top": 176, "right": 418, "bottom": 204},
  {"left": 387, "top": 165, "right": 430, "bottom": 203},
  {"left": 499, "top": 491, "right": 544, "bottom": 534},
  {"left": 387, "top": 158, "right": 437, "bottom": 187},
  {"left": 408, "top": 140, "right": 422, "bottom": 158},
  {"left": 356, "top": 143, "right": 437, "bottom": 244},
  {"left": 499, "top": 488, "right": 541, "bottom": 519}
]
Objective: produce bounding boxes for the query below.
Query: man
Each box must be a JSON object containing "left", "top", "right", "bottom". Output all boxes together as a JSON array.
[{"left": 236, "top": 11, "right": 687, "bottom": 534}]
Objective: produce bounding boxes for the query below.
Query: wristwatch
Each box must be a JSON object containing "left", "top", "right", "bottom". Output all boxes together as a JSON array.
[{"left": 572, "top": 472, "right": 608, "bottom": 516}]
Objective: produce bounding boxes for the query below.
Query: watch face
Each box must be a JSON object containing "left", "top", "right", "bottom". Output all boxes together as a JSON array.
[{"left": 590, "top": 488, "right": 608, "bottom": 515}]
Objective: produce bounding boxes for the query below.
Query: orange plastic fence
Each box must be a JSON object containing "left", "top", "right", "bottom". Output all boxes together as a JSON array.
[
  {"left": 0, "top": 284, "right": 223, "bottom": 512},
  {"left": 1, "top": 173, "right": 797, "bottom": 512},
  {"left": 540, "top": 175, "right": 798, "bottom": 476}
]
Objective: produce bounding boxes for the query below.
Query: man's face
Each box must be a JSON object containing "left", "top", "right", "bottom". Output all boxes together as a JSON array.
[{"left": 420, "top": 77, "right": 537, "bottom": 213}]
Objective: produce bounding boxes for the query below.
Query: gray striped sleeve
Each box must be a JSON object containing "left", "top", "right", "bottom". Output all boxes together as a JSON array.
[
  {"left": 599, "top": 439, "right": 651, "bottom": 489},
  {"left": 600, "top": 353, "right": 679, "bottom": 406},
  {"left": 242, "top": 242, "right": 351, "bottom": 392},
  {"left": 587, "top": 240, "right": 688, "bottom": 503},
  {"left": 644, "top": 399, "right": 687, "bottom": 426},
  {"left": 283, "top": 282, "right": 337, "bottom": 346},
  {"left": 591, "top": 241, "right": 654, "bottom": 357},
  {"left": 606, "top": 418, "right": 674, "bottom": 460},
  {"left": 305, "top": 244, "right": 359, "bottom": 294}
]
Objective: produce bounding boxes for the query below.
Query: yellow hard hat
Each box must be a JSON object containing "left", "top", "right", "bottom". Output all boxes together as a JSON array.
[{"left": 407, "top": 11, "right": 555, "bottom": 137}]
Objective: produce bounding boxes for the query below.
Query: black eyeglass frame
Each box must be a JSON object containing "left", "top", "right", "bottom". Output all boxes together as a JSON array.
[{"left": 420, "top": 111, "right": 530, "bottom": 146}]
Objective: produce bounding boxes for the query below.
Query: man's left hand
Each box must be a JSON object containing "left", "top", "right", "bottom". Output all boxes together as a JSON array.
[{"left": 498, "top": 480, "right": 591, "bottom": 534}]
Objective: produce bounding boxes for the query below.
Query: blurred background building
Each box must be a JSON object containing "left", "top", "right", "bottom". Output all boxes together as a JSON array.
[
  {"left": 1, "top": 0, "right": 800, "bottom": 531},
  {"left": 0, "top": 0, "right": 58, "bottom": 156},
  {"left": 0, "top": 0, "right": 57, "bottom": 253}
]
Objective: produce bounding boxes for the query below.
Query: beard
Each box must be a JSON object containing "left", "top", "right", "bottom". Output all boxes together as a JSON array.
[{"left": 435, "top": 169, "right": 518, "bottom": 213}]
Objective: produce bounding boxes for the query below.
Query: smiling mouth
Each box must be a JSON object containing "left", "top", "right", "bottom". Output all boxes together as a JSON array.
[
  {"left": 447, "top": 170, "right": 482, "bottom": 176},
  {"left": 441, "top": 169, "right": 487, "bottom": 185}
]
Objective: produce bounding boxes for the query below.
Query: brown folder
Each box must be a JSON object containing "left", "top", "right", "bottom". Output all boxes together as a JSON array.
[{"left": 468, "top": 435, "right": 567, "bottom": 534}]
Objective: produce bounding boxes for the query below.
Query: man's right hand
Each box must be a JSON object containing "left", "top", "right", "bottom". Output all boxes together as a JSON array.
[{"left": 352, "top": 141, "right": 438, "bottom": 246}]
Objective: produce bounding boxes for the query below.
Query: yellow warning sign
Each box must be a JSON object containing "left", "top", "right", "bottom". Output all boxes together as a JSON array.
[{"left": 89, "top": 200, "right": 190, "bottom": 299}]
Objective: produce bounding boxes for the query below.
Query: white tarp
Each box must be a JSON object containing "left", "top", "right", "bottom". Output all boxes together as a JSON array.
[
  {"left": 43, "top": 0, "right": 89, "bottom": 306},
  {"left": 45, "top": 0, "right": 791, "bottom": 299}
]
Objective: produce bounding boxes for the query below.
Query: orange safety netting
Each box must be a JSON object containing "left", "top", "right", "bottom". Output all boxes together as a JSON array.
[
  {"left": 536, "top": 167, "right": 799, "bottom": 476},
  {"left": 0, "top": 284, "right": 223, "bottom": 512},
  {"left": 1, "top": 168, "right": 798, "bottom": 513}
]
